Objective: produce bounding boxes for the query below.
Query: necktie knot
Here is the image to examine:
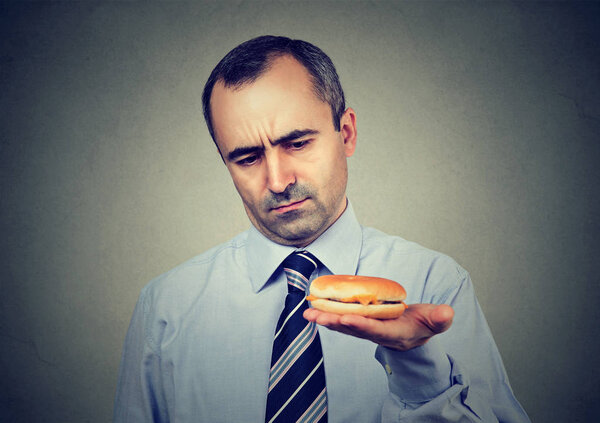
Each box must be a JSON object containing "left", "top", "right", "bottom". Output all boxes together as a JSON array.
[{"left": 282, "top": 251, "right": 318, "bottom": 293}]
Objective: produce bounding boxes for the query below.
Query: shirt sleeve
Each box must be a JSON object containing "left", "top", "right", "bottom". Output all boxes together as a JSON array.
[
  {"left": 374, "top": 270, "right": 531, "bottom": 422},
  {"left": 113, "top": 288, "right": 169, "bottom": 423}
]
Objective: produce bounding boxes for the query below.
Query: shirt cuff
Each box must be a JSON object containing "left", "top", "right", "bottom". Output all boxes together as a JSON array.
[{"left": 374, "top": 337, "right": 452, "bottom": 403}]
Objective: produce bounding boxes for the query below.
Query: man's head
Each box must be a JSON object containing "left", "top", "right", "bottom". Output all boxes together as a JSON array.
[
  {"left": 202, "top": 35, "right": 346, "bottom": 150},
  {"left": 203, "top": 36, "right": 357, "bottom": 247}
]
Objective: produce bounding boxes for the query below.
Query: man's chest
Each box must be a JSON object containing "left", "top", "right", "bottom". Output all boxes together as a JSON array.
[{"left": 157, "top": 291, "right": 388, "bottom": 422}]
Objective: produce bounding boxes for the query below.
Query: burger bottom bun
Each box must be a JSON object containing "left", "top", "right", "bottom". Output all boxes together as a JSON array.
[{"left": 309, "top": 298, "right": 407, "bottom": 320}]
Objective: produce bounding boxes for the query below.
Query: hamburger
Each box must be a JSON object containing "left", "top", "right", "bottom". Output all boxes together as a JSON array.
[{"left": 306, "top": 275, "right": 407, "bottom": 319}]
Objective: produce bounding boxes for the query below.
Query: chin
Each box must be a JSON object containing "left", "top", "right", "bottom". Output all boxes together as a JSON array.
[
  {"left": 249, "top": 201, "right": 334, "bottom": 244},
  {"left": 274, "top": 219, "right": 328, "bottom": 244}
]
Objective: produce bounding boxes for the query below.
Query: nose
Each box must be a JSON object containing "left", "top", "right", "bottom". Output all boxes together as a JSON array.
[{"left": 265, "top": 152, "right": 295, "bottom": 194}]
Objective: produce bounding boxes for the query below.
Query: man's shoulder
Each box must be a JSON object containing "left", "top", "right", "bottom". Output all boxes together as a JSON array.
[
  {"left": 141, "top": 230, "right": 250, "bottom": 299},
  {"left": 360, "top": 225, "right": 469, "bottom": 302},
  {"left": 361, "top": 225, "right": 462, "bottom": 265}
]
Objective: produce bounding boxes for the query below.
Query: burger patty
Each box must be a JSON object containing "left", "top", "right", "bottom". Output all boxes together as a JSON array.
[
  {"left": 326, "top": 298, "right": 403, "bottom": 305},
  {"left": 306, "top": 294, "right": 403, "bottom": 306}
]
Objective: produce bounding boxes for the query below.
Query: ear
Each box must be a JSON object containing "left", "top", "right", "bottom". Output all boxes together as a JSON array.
[{"left": 339, "top": 108, "right": 357, "bottom": 157}]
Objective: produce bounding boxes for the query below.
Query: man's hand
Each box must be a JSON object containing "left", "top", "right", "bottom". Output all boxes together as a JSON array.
[{"left": 303, "top": 304, "right": 454, "bottom": 351}]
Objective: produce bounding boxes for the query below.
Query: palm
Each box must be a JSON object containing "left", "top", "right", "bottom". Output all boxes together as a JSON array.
[{"left": 303, "top": 303, "right": 454, "bottom": 351}]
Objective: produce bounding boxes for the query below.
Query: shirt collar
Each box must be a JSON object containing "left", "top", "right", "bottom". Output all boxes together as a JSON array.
[{"left": 246, "top": 201, "right": 363, "bottom": 293}]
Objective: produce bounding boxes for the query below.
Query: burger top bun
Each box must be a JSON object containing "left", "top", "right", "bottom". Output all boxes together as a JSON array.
[
  {"left": 307, "top": 275, "right": 407, "bottom": 319},
  {"left": 309, "top": 275, "right": 406, "bottom": 302}
]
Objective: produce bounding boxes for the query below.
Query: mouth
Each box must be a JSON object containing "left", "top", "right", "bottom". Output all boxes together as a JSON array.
[{"left": 271, "top": 198, "right": 308, "bottom": 214}]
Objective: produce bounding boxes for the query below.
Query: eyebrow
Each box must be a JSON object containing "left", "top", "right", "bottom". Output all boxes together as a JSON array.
[
  {"left": 226, "top": 128, "right": 319, "bottom": 162},
  {"left": 271, "top": 128, "right": 319, "bottom": 145}
]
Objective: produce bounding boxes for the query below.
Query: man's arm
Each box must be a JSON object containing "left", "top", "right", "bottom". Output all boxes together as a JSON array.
[
  {"left": 114, "top": 289, "right": 168, "bottom": 423},
  {"left": 304, "top": 271, "right": 530, "bottom": 422}
]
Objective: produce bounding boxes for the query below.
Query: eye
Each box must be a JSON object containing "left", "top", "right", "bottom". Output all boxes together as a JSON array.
[
  {"left": 236, "top": 154, "right": 260, "bottom": 167},
  {"left": 287, "top": 139, "right": 310, "bottom": 150}
]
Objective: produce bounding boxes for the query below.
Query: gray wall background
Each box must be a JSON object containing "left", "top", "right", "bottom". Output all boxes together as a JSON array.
[{"left": 1, "top": 1, "right": 599, "bottom": 422}]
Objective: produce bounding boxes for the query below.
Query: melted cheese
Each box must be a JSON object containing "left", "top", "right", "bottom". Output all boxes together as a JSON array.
[
  {"left": 306, "top": 294, "right": 382, "bottom": 305},
  {"left": 339, "top": 294, "right": 381, "bottom": 305}
]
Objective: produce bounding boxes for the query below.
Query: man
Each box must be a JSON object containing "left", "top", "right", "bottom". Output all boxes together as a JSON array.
[{"left": 114, "top": 36, "right": 530, "bottom": 422}]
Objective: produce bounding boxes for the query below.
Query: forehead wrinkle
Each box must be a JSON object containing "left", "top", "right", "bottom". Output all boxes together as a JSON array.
[
  {"left": 257, "top": 116, "right": 275, "bottom": 146},
  {"left": 235, "top": 118, "right": 269, "bottom": 145},
  {"left": 226, "top": 118, "right": 276, "bottom": 159}
]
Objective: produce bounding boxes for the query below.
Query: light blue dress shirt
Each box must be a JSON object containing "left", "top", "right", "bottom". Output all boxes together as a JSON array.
[{"left": 114, "top": 203, "right": 530, "bottom": 422}]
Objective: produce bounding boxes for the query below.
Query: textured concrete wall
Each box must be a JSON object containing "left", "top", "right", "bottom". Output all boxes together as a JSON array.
[{"left": 1, "top": 2, "right": 599, "bottom": 422}]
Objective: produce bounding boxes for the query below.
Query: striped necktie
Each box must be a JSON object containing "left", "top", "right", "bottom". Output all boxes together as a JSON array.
[{"left": 265, "top": 251, "right": 328, "bottom": 423}]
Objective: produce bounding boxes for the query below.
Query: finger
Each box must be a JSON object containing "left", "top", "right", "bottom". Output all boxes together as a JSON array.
[
  {"left": 339, "top": 313, "right": 380, "bottom": 332},
  {"left": 429, "top": 304, "right": 454, "bottom": 334},
  {"left": 337, "top": 314, "right": 395, "bottom": 342},
  {"left": 304, "top": 309, "right": 344, "bottom": 328},
  {"left": 309, "top": 309, "right": 410, "bottom": 341},
  {"left": 303, "top": 308, "right": 320, "bottom": 321},
  {"left": 304, "top": 309, "right": 373, "bottom": 337},
  {"left": 329, "top": 315, "right": 384, "bottom": 340}
]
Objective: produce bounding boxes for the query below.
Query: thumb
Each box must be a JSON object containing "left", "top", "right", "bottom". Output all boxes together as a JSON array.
[{"left": 429, "top": 304, "right": 454, "bottom": 334}]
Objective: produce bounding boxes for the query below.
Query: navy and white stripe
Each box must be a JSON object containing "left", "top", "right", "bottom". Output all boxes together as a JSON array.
[{"left": 265, "top": 251, "right": 327, "bottom": 423}]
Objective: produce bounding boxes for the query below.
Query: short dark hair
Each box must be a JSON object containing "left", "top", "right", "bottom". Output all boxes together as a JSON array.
[{"left": 202, "top": 35, "right": 346, "bottom": 147}]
